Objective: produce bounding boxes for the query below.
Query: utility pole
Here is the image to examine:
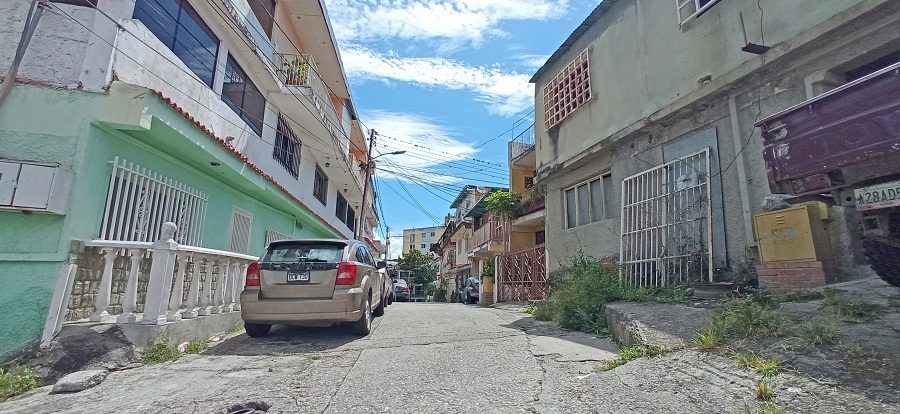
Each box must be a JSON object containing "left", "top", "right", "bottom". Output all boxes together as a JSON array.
[
  {"left": 356, "top": 129, "right": 376, "bottom": 240},
  {"left": 385, "top": 225, "right": 391, "bottom": 260}
]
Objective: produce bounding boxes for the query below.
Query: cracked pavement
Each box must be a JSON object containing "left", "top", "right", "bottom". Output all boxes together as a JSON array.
[{"left": 2, "top": 302, "right": 898, "bottom": 413}]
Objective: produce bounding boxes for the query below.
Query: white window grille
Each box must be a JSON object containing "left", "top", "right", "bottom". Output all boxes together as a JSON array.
[
  {"left": 100, "top": 157, "right": 207, "bottom": 245},
  {"left": 229, "top": 207, "right": 253, "bottom": 254},
  {"left": 564, "top": 173, "right": 613, "bottom": 229},
  {"left": 265, "top": 228, "right": 292, "bottom": 246},
  {"left": 619, "top": 148, "right": 713, "bottom": 287},
  {"left": 273, "top": 115, "right": 301, "bottom": 178},
  {"left": 542, "top": 48, "right": 591, "bottom": 131},
  {"left": 676, "top": 0, "right": 720, "bottom": 27}
]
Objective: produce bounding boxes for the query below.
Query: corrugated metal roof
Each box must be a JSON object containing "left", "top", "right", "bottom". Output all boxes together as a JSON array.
[{"left": 530, "top": 0, "right": 619, "bottom": 84}]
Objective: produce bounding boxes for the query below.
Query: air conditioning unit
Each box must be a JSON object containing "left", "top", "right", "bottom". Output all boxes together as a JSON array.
[{"left": 0, "top": 160, "right": 72, "bottom": 214}]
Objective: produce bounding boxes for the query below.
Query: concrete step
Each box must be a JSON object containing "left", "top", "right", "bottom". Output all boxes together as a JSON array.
[{"left": 604, "top": 302, "right": 712, "bottom": 348}]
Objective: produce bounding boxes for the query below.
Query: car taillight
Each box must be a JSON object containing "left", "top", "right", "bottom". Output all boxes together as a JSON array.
[
  {"left": 403, "top": 286, "right": 409, "bottom": 292},
  {"left": 336, "top": 261, "right": 357, "bottom": 285},
  {"left": 246, "top": 261, "right": 260, "bottom": 287}
]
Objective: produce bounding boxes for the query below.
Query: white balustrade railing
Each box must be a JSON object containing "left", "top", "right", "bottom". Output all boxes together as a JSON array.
[{"left": 82, "top": 222, "right": 257, "bottom": 326}]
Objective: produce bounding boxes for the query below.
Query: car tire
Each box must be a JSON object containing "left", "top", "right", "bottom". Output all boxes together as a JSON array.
[
  {"left": 352, "top": 296, "right": 373, "bottom": 336},
  {"left": 373, "top": 295, "right": 386, "bottom": 317},
  {"left": 245, "top": 323, "right": 271, "bottom": 338}
]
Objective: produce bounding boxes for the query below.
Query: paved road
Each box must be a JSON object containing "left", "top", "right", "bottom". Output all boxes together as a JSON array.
[{"left": 3, "top": 303, "right": 898, "bottom": 413}]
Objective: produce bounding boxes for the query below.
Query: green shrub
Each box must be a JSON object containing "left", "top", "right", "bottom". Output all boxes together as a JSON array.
[
  {"left": 0, "top": 368, "right": 38, "bottom": 403},
  {"left": 142, "top": 340, "right": 182, "bottom": 365}
]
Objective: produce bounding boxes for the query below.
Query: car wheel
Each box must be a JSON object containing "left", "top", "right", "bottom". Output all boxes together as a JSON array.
[
  {"left": 245, "top": 322, "right": 271, "bottom": 338},
  {"left": 352, "top": 296, "right": 373, "bottom": 336},
  {"left": 373, "top": 295, "right": 386, "bottom": 317}
]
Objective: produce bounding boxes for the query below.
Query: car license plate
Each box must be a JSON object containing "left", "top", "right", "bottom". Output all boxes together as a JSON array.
[
  {"left": 855, "top": 180, "right": 900, "bottom": 211},
  {"left": 287, "top": 272, "right": 310, "bottom": 282}
]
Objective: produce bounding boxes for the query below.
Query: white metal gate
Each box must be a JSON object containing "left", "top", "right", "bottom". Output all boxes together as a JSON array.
[{"left": 619, "top": 148, "right": 713, "bottom": 287}]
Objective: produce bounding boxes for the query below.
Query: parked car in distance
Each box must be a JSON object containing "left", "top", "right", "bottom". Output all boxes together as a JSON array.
[
  {"left": 393, "top": 278, "right": 410, "bottom": 302},
  {"left": 240, "top": 239, "right": 387, "bottom": 338},
  {"left": 459, "top": 277, "right": 480, "bottom": 304}
]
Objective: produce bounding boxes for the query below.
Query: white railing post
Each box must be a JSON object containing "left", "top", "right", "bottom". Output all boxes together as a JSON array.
[
  {"left": 90, "top": 248, "right": 119, "bottom": 322},
  {"left": 182, "top": 255, "right": 203, "bottom": 319},
  {"left": 221, "top": 262, "right": 235, "bottom": 313},
  {"left": 211, "top": 259, "right": 229, "bottom": 314},
  {"left": 233, "top": 261, "right": 248, "bottom": 311},
  {"left": 166, "top": 254, "right": 190, "bottom": 322},
  {"left": 198, "top": 257, "right": 214, "bottom": 316},
  {"left": 142, "top": 223, "right": 179, "bottom": 325},
  {"left": 117, "top": 248, "right": 144, "bottom": 324}
]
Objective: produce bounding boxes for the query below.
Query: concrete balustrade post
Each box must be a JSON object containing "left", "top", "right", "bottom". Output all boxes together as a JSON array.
[
  {"left": 166, "top": 254, "right": 190, "bottom": 322},
  {"left": 211, "top": 259, "right": 229, "bottom": 314},
  {"left": 90, "top": 248, "right": 119, "bottom": 322},
  {"left": 198, "top": 257, "right": 214, "bottom": 316},
  {"left": 142, "top": 222, "right": 179, "bottom": 325},
  {"left": 221, "top": 262, "right": 237, "bottom": 313},
  {"left": 233, "top": 261, "right": 249, "bottom": 311},
  {"left": 117, "top": 249, "right": 144, "bottom": 324},
  {"left": 182, "top": 255, "right": 203, "bottom": 319}
]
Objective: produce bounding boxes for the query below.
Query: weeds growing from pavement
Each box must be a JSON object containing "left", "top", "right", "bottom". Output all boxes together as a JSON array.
[
  {"left": 735, "top": 353, "right": 780, "bottom": 377},
  {"left": 523, "top": 303, "right": 538, "bottom": 315},
  {"left": 774, "top": 290, "right": 825, "bottom": 303},
  {"left": 226, "top": 322, "right": 245, "bottom": 336},
  {"left": 306, "top": 354, "right": 322, "bottom": 361},
  {"left": 821, "top": 289, "right": 883, "bottom": 322},
  {"left": 758, "top": 402, "right": 787, "bottom": 414},
  {"left": 755, "top": 381, "right": 776, "bottom": 401},
  {"left": 0, "top": 368, "right": 38, "bottom": 403},
  {"left": 694, "top": 294, "right": 786, "bottom": 348},
  {"left": 142, "top": 340, "right": 182, "bottom": 365},
  {"left": 799, "top": 322, "right": 840, "bottom": 345},
  {"left": 600, "top": 343, "right": 672, "bottom": 371},
  {"left": 184, "top": 340, "right": 209, "bottom": 354}
]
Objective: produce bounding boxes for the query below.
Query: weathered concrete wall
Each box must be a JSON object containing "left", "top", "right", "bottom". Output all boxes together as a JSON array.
[{"left": 541, "top": 1, "right": 900, "bottom": 275}]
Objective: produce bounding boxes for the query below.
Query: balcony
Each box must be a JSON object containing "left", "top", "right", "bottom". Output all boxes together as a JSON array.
[
  {"left": 508, "top": 124, "right": 535, "bottom": 164},
  {"left": 471, "top": 219, "right": 508, "bottom": 256}
]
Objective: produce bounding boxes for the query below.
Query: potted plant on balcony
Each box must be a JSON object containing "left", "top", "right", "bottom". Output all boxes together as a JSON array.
[
  {"left": 282, "top": 58, "right": 310, "bottom": 86},
  {"left": 484, "top": 190, "right": 522, "bottom": 220}
]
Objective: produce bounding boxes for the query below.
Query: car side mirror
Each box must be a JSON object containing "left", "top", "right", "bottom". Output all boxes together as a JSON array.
[{"left": 376, "top": 261, "right": 386, "bottom": 269}]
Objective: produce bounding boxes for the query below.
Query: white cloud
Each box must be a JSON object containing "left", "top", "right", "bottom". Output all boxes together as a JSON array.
[
  {"left": 366, "top": 111, "right": 478, "bottom": 184},
  {"left": 324, "top": 0, "right": 569, "bottom": 45},
  {"left": 516, "top": 53, "right": 551, "bottom": 68},
  {"left": 387, "top": 236, "right": 404, "bottom": 260},
  {"left": 341, "top": 46, "right": 534, "bottom": 116}
]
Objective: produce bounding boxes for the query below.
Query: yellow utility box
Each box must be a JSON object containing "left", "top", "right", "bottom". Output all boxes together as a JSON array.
[{"left": 754, "top": 202, "right": 832, "bottom": 262}]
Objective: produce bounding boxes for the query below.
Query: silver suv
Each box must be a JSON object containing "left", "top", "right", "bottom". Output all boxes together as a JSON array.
[{"left": 240, "top": 239, "right": 387, "bottom": 337}]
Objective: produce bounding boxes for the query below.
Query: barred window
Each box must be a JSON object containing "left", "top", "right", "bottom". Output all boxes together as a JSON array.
[
  {"left": 543, "top": 49, "right": 591, "bottom": 131},
  {"left": 313, "top": 165, "right": 328, "bottom": 205},
  {"left": 273, "top": 115, "right": 301, "bottom": 178}
]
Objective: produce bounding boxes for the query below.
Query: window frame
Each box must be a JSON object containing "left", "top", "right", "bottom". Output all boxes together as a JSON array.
[
  {"left": 313, "top": 165, "right": 328, "bottom": 205},
  {"left": 248, "top": 0, "right": 276, "bottom": 39},
  {"left": 676, "top": 0, "right": 721, "bottom": 27},
  {"left": 273, "top": 115, "right": 302, "bottom": 178},
  {"left": 221, "top": 55, "right": 266, "bottom": 135},
  {"left": 563, "top": 173, "right": 614, "bottom": 229}
]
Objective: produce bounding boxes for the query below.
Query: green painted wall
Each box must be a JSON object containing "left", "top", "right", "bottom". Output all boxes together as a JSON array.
[{"left": 0, "top": 85, "right": 340, "bottom": 358}]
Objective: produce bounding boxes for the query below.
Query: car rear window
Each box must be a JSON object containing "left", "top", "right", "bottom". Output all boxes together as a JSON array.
[
  {"left": 394, "top": 279, "right": 407, "bottom": 286},
  {"left": 264, "top": 242, "right": 345, "bottom": 263}
]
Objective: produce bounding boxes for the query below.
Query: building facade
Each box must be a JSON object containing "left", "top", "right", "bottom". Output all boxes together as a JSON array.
[
  {"left": 401, "top": 225, "right": 445, "bottom": 256},
  {"left": 0, "top": 0, "right": 378, "bottom": 357},
  {"left": 531, "top": 0, "right": 900, "bottom": 284}
]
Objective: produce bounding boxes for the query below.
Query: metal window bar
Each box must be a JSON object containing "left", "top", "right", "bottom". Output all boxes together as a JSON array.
[
  {"left": 100, "top": 157, "right": 207, "bottom": 245},
  {"left": 618, "top": 148, "right": 713, "bottom": 287},
  {"left": 273, "top": 115, "right": 301, "bottom": 178}
]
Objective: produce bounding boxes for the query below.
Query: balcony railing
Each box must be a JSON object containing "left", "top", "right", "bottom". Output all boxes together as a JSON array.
[
  {"left": 472, "top": 219, "right": 508, "bottom": 248},
  {"left": 497, "top": 244, "right": 547, "bottom": 302},
  {"left": 509, "top": 124, "right": 535, "bottom": 162},
  {"left": 519, "top": 184, "right": 547, "bottom": 216},
  {"left": 64, "top": 222, "right": 256, "bottom": 328},
  {"left": 274, "top": 53, "right": 343, "bottom": 143}
]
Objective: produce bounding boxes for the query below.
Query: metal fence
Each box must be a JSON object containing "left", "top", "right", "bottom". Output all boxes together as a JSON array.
[
  {"left": 497, "top": 244, "right": 548, "bottom": 302},
  {"left": 100, "top": 157, "right": 207, "bottom": 245},
  {"left": 619, "top": 148, "right": 713, "bottom": 287}
]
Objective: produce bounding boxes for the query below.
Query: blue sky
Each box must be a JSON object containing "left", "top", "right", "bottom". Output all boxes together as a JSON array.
[{"left": 322, "top": 0, "right": 600, "bottom": 257}]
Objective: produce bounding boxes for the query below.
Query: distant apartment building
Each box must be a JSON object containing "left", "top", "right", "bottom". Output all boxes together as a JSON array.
[{"left": 402, "top": 226, "right": 445, "bottom": 256}]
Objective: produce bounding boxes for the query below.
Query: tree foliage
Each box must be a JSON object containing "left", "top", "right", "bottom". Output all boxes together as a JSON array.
[
  {"left": 397, "top": 250, "right": 437, "bottom": 285},
  {"left": 484, "top": 190, "right": 522, "bottom": 219}
]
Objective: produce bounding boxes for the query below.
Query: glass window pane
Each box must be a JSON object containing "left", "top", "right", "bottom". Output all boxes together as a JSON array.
[
  {"left": 590, "top": 179, "right": 603, "bottom": 222},
  {"left": 577, "top": 184, "right": 590, "bottom": 226},
  {"left": 602, "top": 174, "right": 615, "bottom": 219},
  {"left": 565, "top": 188, "right": 577, "bottom": 228}
]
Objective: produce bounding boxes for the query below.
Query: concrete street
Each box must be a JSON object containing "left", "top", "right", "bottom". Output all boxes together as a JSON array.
[{"left": 2, "top": 303, "right": 898, "bottom": 414}]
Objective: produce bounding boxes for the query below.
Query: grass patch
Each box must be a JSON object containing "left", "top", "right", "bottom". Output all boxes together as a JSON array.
[
  {"left": 0, "top": 368, "right": 38, "bottom": 403},
  {"left": 600, "top": 343, "right": 672, "bottom": 371},
  {"left": 774, "top": 290, "right": 825, "bottom": 303},
  {"left": 530, "top": 255, "right": 689, "bottom": 335},
  {"left": 755, "top": 380, "right": 776, "bottom": 401},
  {"left": 735, "top": 353, "right": 780, "bottom": 377},
  {"left": 799, "top": 322, "right": 839, "bottom": 345},
  {"left": 758, "top": 402, "right": 787, "bottom": 414},
  {"left": 821, "top": 289, "right": 883, "bottom": 322},
  {"left": 693, "top": 327, "right": 723, "bottom": 349},
  {"left": 306, "top": 354, "right": 322, "bottom": 361},
  {"left": 184, "top": 340, "right": 209, "bottom": 354},
  {"left": 695, "top": 294, "right": 786, "bottom": 348},
  {"left": 142, "top": 340, "right": 182, "bottom": 365},
  {"left": 524, "top": 303, "right": 538, "bottom": 315},
  {"left": 226, "top": 322, "right": 245, "bottom": 336}
]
